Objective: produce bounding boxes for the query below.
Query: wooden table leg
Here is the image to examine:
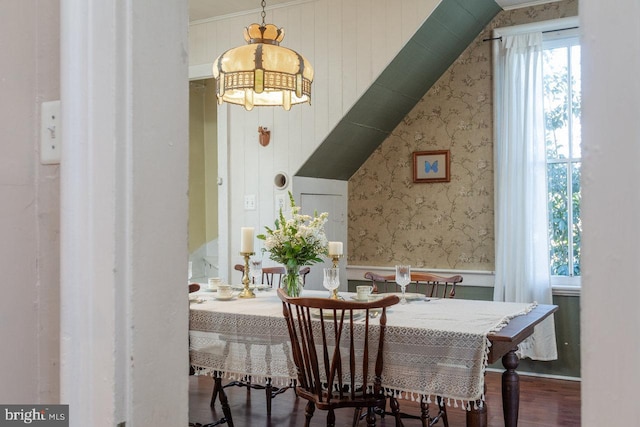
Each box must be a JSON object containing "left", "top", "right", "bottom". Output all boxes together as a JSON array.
[
  {"left": 502, "top": 348, "right": 520, "bottom": 427},
  {"left": 466, "top": 400, "right": 487, "bottom": 427},
  {"left": 466, "top": 369, "right": 488, "bottom": 427},
  {"left": 210, "top": 373, "right": 220, "bottom": 408},
  {"left": 208, "top": 373, "right": 234, "bottom": 427}
]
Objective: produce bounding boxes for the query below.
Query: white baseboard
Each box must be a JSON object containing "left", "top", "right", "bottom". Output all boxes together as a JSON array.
[{"left": 485, "top": 367, "right": 581, "bottom": 382}]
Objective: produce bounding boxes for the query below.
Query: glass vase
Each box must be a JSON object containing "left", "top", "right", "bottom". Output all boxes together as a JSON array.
[{"left": 284, "top": 265, "right": 302, "bottom": 297}]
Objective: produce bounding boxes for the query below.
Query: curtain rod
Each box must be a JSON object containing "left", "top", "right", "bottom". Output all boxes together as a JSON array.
[{"left": 482, "top": 26, "right": 578, "bottom": 42}]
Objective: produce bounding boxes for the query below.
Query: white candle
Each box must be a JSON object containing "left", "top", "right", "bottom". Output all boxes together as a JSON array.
[
  {"left": 240, "top": 227, "right": 254, "bottom": 253},
  {"left": 328, "top": 241, "right": 343, "bottom": 256}
]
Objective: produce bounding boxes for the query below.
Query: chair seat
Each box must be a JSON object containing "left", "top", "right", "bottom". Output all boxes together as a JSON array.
[{"left": 301, "top": 388, "right": 386, "bottom": 411}]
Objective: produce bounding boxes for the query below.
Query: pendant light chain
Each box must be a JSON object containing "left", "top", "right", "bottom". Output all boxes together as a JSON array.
[{"left": 261, "top": 0, "right": 267, "bottom": 27}]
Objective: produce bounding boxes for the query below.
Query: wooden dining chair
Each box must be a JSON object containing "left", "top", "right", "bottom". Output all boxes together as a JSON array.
[
  {"left": 363, "top": 272, "right": 396, "bottom": 293},
  {"left": 363, "top": 271, "right": 461, "bottom": 426},
  {"left": 411, "top": 272, "right": 462, "bottom": 299},
  {"left": 363, "top": 271, "right": 462, "bottom": 299},
  {"left": 235, "top": 264, "right": 310, "bottom": 287},
  {"left": 234, "top": 263, "right": 285, "bottom": 287},
  {"left": 233, "top": 263, "right": 247, "bottom": 282},
  {"left": 299, "top": 266, "right": 311, "bottom": 285},
  {"left": 261, "top": 266, "right": 286, "bottom": 287},
  {"left": 278, "top": 288, "right": 400, "bottom": 427}
]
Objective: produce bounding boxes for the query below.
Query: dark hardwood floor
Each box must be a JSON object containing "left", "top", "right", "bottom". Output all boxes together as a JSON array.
[{"left": 189, "top": 371, "right": 580, "bottom": 427}]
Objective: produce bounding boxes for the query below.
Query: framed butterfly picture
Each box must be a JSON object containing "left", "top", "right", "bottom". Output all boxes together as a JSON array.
[{"left": 412, "top": 150, "right": 450, "bottom": 183}]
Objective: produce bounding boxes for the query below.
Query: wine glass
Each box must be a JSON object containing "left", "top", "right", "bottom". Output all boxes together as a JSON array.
[
  {"left": 395, "top": 264, "right": 411, "bottom": 304},
  {"left": 249, "top": 259, "right": 262, "bottom": 286},
  {"left": 323, "top": 267, "right": 340, "bottom": 298}
]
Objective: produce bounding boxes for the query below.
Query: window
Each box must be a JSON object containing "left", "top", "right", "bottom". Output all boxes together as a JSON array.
[
  {"left": 493, "top": 17, "right": 581, "bottom": 294},
  {"left": 542, "top": 32, "right": 581, "bottom": 285}
]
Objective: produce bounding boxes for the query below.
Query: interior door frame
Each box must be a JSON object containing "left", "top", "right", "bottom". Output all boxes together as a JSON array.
[{"left": 293, "top": 176, "right": 348, "bottom": 292}]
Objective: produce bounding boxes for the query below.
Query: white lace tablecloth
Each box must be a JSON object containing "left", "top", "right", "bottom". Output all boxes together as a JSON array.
[{"left": 189, "top": 290, "right": 534, "bottom": 406}]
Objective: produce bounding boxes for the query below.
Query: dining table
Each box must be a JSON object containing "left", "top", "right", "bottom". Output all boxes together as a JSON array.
[{"left": 189, "top": 287, "right": 557, "bottom": 427}]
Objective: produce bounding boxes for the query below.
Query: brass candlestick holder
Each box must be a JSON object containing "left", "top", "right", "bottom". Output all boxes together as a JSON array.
[
  {"left": 330, "top": 254, "right": 342, "bottom": 299},
  {"left": 238, "top": 252, "right": 256, "bottom": 298}
]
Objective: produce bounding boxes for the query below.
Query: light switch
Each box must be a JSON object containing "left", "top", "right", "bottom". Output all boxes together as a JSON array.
[
  {"left": 244, "top": 194, "right": 256, "bottom": 210},
  {"left": 40, "top": 100, "right": 61, "bottom": 164}
]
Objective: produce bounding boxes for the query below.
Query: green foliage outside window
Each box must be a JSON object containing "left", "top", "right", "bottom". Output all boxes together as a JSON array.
[{"left": 543, "top": 43, "right": 581, "bottom": 277}]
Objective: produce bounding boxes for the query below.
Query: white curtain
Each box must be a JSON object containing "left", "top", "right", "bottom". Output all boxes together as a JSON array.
[{"left": 493, "top": 33, "right": 557, "bottom": 361}]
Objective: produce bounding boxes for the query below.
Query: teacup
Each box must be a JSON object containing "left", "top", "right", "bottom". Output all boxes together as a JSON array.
[
  {"left": 217, "top": 284, "right": 233, "bottom": 299},
  {"left": 356, "top": 285, "right": 373, "bottom": 301},
  {"left": 208, "top": 277, "right": 222, "bottom": 290}
]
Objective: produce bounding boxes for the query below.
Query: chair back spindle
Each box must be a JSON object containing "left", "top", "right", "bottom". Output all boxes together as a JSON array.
[{"left": 278, "top": 289, "right": 399, "bottom": 424}]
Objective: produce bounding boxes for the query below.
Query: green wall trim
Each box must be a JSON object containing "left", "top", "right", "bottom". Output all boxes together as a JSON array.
[{"left": 296, "top": 0, "right": 502, "bottom": 180}]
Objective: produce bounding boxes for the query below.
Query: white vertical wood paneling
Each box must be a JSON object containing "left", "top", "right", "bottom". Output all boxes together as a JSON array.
[
  {"left": 356, "top": 0, "right": 372, "bottom": 97},
  {"left": 258, "top": 108, "right": 276, "bottom": 260},
  {"left": 272, "top": 109, "right": 289, "bottom": 174},
  {"left": 384, "top": 0, "right": 403, "bottom": 65},
  {"left": 370, "top": 0, "right": 390, "bottom": 75},
  {"left": 326, "top": 0, "right": 345, "bottom": 125},
  {"left": 189, "top": 0, "right": 439, "bottom": 280},
  {"left": 312, "top": 0, "right": 330, "bottom": 144},
  {"left": 341, "top": 0, "right": 358, "bottom": 110},
  {"left": 188, "top": 24, "right": 207, "bottom": 65},
  {"left": 401, "top": 0, "right": 419, "bottom": 43},
  {"left": 204, "top": 22, "right": 218, "bottom": 66}
]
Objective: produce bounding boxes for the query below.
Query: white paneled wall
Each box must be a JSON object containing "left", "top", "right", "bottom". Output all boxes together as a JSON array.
[{"left": 189, "top": 0, "right": 441, "bottom": 281}]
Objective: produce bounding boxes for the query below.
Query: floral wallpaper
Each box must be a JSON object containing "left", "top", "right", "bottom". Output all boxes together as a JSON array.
[{"left": 348, "top": 0, "right": 578, "bottom": 271}]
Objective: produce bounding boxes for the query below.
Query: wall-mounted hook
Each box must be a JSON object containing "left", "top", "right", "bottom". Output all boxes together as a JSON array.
[{"left": 258, "top": 126, "right": 271, "bottom": 147}]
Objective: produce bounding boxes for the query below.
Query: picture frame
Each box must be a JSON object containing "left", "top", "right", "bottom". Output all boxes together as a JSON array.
[{"left": 412, "top": 150, "right": 450, "bottom": 183}]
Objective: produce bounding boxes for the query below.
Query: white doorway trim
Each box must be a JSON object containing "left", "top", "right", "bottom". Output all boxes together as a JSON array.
[{"left": 59, "top": 1, "right": 189, "bottom": 425}]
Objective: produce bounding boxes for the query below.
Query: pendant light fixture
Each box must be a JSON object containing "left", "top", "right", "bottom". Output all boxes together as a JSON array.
[{"left": 212, "top": 0, "right": 314, "bottom": 111}]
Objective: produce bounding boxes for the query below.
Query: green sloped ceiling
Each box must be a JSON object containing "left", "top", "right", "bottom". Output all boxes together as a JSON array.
[{"left": 296, "top": 0, "right": 502, "bottom": 180}]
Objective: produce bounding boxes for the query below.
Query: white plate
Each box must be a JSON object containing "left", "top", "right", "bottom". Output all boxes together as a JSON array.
[
  {"left": 349, "top": 296, "right": 370, "bottom": 302},
  {"left": 202, "top": 288, "right": 217, "bottom": 292},
  {"left": 215, "top": 294, "right": 236, "bottom": 301},
  {"left": 230, "top": 284, "right": 272, "bottom": 291}
]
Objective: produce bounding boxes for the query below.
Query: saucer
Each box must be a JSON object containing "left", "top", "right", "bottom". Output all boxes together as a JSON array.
[{"left": 215, "top": 294, "right": 236, "bottom": 301}]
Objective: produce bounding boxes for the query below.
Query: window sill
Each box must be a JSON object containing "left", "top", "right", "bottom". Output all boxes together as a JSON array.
[{"left": 552, "top": 286, "right": 581, "bottom": 297}]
